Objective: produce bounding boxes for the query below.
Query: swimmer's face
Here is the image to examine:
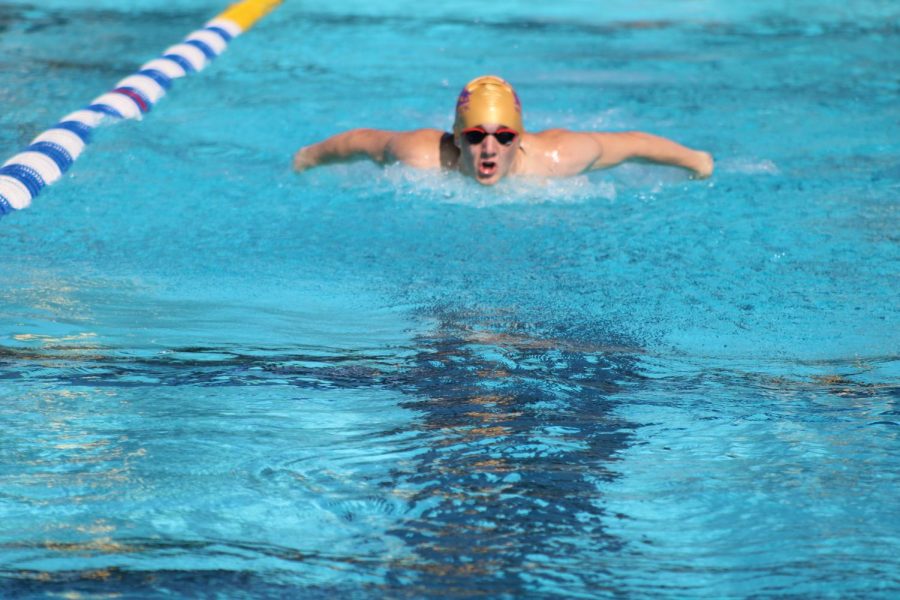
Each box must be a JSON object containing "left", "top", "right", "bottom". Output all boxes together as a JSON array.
[{"left": 456, "top": 124, "right": 521, "bottom": 185}]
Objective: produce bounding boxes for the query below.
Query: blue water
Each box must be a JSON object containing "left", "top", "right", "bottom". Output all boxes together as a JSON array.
[{"left": 1, "top": 0, "right": 898, "bottom": 597}]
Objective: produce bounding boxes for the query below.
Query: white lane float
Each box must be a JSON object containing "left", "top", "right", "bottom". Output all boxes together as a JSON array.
[{"left": 0, "top": 0, "right": 282, "bottom": 217}]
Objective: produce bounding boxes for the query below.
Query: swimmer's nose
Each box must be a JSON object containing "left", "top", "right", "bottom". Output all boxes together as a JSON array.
[{"left": 480, "top": 136, "right": 499, "bottom": 156}]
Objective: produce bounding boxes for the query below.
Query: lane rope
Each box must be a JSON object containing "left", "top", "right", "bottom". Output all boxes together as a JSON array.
[{"left": 0, "top": 0, "right": 282, "bottom": 219}]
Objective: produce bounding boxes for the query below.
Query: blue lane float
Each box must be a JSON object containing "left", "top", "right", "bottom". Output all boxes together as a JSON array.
[{"left": 0, "top": 0, "right": 282, "bottom": 219}]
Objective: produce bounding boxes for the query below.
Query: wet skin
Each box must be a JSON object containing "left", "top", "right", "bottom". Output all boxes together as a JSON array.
[{"left": 294, "top": 126, "right": 714, "bottom": 181}]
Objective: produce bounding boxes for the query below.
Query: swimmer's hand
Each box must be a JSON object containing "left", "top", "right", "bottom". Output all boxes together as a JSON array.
[
  {"left": 691, "top": 151, "right": 714, "bottom": 179},
  {"left": 292, "top": 146, "right": 318, "bottom": 172}
]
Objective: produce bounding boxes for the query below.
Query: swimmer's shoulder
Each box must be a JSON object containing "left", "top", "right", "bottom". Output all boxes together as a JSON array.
[
  {"left": 519, "top": 129, "right": 603, "bottom": 176},
  {"left": 521, "top": 129, "right": 588, "bottom": 155},
  {"left": 527, "top": 128, "right": 595, "bottom": 146},
  {"left": 385, "top": 129, "right": 452, "bottom": 169}
]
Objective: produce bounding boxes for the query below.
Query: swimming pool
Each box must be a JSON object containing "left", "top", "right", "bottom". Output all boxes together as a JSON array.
[{"left": 1, "top": 0, "right": 898, "bottom": 597}]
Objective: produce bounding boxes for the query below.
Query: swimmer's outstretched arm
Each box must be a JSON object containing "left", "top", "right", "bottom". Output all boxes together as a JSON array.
[
  {"left": 293, "top": 129, "right": 396, "bottom": 171},
  {"left": 293, "top": 129, "right": 447, "bottom": 171},
  {"left": 589, "top": 132, "right": 714, "bottom": 178},
  {"left": 545, "top": 131, "right": 713, "bottom": 178}
]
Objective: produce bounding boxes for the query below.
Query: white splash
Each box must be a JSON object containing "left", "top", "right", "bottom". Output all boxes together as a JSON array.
[
  {"left": 376, "top": 163, "right": 617, "bottom": 208},
  {"left": 721, "top": 157, "right": 780, "bottom": 175}
]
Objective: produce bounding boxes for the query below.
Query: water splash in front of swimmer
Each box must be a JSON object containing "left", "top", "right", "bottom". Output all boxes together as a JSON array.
[{"left": 311, "top": 162, "right": 617, "bottom": 208}]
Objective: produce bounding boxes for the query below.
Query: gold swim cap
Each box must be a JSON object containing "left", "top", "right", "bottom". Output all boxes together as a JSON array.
[{"left": 453, "top": 75, "right": 524, "bottom": 137}]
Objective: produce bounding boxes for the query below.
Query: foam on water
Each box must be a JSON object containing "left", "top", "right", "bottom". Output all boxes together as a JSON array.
[
  {"left": 301, "top": 161, "right": 621, "bottom": 207},
  {"left": 379, "top": 163, "right": 618, "bottom": 207},
  {"left": 719, "top": 157, "right": 780, "bottom": 175}
]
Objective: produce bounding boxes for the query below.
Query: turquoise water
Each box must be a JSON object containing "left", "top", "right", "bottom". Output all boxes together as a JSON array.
[{"left": 1, "top": 0, "right": 898, "bottom": 597}]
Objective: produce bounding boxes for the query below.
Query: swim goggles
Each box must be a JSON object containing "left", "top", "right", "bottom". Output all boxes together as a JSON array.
[{"left": 461, "top": 127, "right": 518, "bottom": 146}]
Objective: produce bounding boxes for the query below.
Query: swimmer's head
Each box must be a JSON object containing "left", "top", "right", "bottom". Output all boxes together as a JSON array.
[
  {"left": 453, "top": 76, "right": 524, "bottom": 185},
  {"left": 453, "top": 75, "right": 524, "bottom": 139}
]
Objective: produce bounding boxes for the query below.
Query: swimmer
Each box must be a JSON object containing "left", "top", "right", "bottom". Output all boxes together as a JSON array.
[{"left": 293, "top": 75, "right": 714, "bottom": 185}]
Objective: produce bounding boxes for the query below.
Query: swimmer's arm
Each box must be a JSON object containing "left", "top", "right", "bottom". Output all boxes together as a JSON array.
[
  {"left": 587, "top": 132, "right": 714, "bottom": 178},
  {"left": 293, "top": 129, "right": 446, "bottom": 171},
  {"left": 293, "top": 129, "right": 396, "bottom": 171}
]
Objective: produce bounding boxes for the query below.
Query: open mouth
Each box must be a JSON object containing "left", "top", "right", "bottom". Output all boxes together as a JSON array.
[{"left": 477, "top": 161, "right": 497, "bottom": 177}]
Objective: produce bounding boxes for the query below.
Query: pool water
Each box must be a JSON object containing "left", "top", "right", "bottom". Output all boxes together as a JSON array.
[{"left": 1, "top": 0, "right": 898, "bottom": 597}]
